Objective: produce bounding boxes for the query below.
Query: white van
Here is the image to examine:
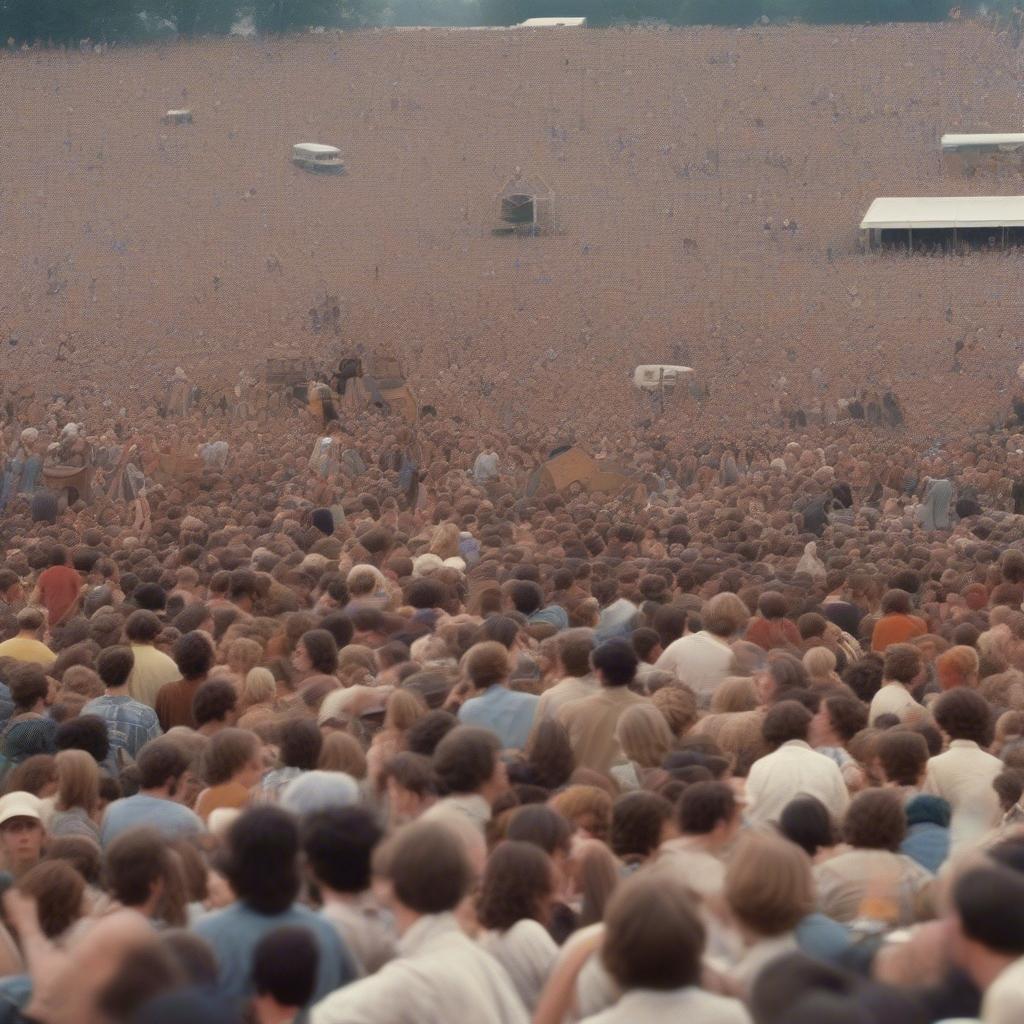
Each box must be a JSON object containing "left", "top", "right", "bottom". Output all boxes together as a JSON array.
[
  {"left": 633, "top": 364, "right": 693, "bottom": 391},
  {"left": 292, "top": 143, "right": 345, "bottom": 174}
]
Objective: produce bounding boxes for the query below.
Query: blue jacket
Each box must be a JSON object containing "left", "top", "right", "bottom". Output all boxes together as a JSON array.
[{"left": 901, "top": 794, "right": 951, "bottom": 874}]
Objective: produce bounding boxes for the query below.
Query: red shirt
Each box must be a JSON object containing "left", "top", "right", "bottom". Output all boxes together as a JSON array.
[{"left": 36, "top": 565, "right": 82, "bottom": 626}]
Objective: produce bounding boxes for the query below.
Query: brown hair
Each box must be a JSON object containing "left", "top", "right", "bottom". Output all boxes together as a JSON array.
[
  {"left": 476, "top": 840, "right": 554, "bottom": 932},
  {"left": 651, "top": 685, "right": 698, "bottom": 736},
  {"left": 548, "top": 785, "right": 612, "bottom": 842},
  {"left": 601, "top": 870, "right": 705, "bottom": 990},
  {"left": 702, "top": 592, "right": 750, "bottom": 639},
  {"left": 725, "top": 832, "right": 814, "bottom": 936},
  {"left": 875, "top": 729, "right": 929, "bottom": 787},
  {"left": 843, "top": 789, "right": 906, "bottom": 851},
  {"left": 55, "top": 749, "right": 99, "bottom": 815},
  {"left": 319, "top": 732, "right": 368, "bottom": 779},
  {"left": 200, "top": 728, "right": 260, "bottom": 786},
  {"left": 462, "top": 642, "right": 511, "bottom": 690},
  {"left": 16, "top": 861, "right": 85, "bottom": 939}
]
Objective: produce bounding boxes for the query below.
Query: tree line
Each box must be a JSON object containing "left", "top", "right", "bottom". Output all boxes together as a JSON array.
[{"left": 0, "top": 0, "right": 1016, "bottom": 43}]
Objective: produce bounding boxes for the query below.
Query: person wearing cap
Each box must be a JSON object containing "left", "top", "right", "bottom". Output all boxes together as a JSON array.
[
  {"left": 0, "top": 609, "right": 55, "bottom": 668},
  {"left": 0, "top": 791, "right": 44, "bottom": 887}
]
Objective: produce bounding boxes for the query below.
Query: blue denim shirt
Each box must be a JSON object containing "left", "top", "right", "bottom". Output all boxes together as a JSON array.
[{"left": 458, "top": 685, "right": 539, "bottom": 750}]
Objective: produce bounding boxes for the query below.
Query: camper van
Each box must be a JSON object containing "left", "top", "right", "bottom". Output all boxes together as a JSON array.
[
  {"left": 162, "top": 109, "right": 192, "bottom": 125},
  {"left": 292, "top": 143, "right": 345, "bottom": 174}
]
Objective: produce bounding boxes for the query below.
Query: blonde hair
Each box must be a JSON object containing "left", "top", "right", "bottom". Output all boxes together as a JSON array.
[
  {"left": 616, "top": 703, "right": 673, "bottom": 769},
  {"left": 428, "top": 523, "right": 461, "bottom": 560},
  {"left": 802, "top": 646, "right": 838, "bottom": 683},
  {"left": 227, "top": 638, "right": 264, "bottom": 676},
  {"left": 650, "top": 686, "right": 698, "bottom": 737},
  {"left": 55, "top": 749, "right": 99, "bottom": 815},
  {"left": 710, "top": 676, "right": 758, "bottom": 713},
  {"left": 241, "top": 667, "right": 276, "bottom": 707},
  {"left": 384, "top": 689, "right": 427, "bottom": 733},
  {"left": 725, "top": 831, "right": 814, "bottom": 937}
]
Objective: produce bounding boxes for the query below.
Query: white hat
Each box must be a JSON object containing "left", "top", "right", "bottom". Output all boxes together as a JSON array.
[
  {"left": 442, "top": 556, "right": 466, "bottom": 573},
  {"left": 0, "top": 792, "right": 42, "bottom": 828}
]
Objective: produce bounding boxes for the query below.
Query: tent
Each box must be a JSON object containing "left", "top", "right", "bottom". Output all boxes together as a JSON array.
[{"left": 526, "top": 446, "right": 633, "bottom": 497}]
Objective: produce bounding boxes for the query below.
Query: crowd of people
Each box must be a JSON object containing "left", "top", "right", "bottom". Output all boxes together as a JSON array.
[{"left": 2, "top": 379, "right": 1024, "bottom": 1024}]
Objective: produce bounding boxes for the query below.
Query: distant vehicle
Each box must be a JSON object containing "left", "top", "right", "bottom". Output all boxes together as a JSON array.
[
  {"left": 162, "top": 109, "right": 192, "bottom": 125},
  {"left": 516, "top": 16, "right": 587, "bottom": 26},
  {"left": 292, "top": 143, "right": 345, "bottom": 174},
  {"left": 632, "top": 364, "right": 693, "bottom": 391}
]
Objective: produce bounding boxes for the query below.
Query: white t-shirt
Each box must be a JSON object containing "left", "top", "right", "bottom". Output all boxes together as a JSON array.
[{"left": 654, "top": 632, "right": 733, "bottom": 701}]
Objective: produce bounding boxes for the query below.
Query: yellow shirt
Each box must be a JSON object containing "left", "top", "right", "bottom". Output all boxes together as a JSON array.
[
  {"left": 127, "top": 644, "right": 181, "bottom": 708},
  {"left": 0, "top": 636, "right": 56, "bottom": 666}
]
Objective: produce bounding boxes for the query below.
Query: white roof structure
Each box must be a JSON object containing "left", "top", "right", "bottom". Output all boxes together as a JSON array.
[
  {"left": 860, "top": 196, "right": 1024, "bottom": 230},
  {"left": 293, "top": 143, "right": 341, "bottom": 155},
  {"left": 633, "top": 365, "right": 693, "bottom": 388},
  {"left": 941, "top": 133, "right": 1024, "bottom": 151},
  {"left": 517, "top": 16, "right": 587, "bottom": 26}
]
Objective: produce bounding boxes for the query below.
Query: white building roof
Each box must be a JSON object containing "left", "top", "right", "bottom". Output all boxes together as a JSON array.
[
  {"left": 941, "top": 133, "right": 1024, "bottom": 151},
  {"left": 293, "top": 143, "right": 341, "bottom": 155},
  {"left": 860, "top": 196, "right": 1024, "bottom": 230},
  {"left": 517, "top": 17, "right": 587, "bottom": 26}
]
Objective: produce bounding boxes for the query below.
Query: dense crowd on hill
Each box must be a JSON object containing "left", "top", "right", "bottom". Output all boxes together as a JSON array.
[{"left": 1, "top": 381, "right": 1024, "bottom": 1023}]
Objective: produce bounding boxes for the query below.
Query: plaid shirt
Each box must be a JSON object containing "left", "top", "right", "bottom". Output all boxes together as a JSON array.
[{"left": 82, "top": 694, "right": 162, "bottom": 759}]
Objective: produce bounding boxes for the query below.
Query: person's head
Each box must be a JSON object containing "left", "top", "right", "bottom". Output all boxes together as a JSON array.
[
  {"left": 811, "top": 694, "right": 868, "bottom": 749},
  {"left": 16, "top": 860, "right": 85, "bottom": 940},
  {"left": 0, "top": 791, "right": 44, "bottom": 873},
  {"left": 8, "top": 663, "right": 49, "bottom": 713},
  {"left": 601, "top": 871, "right": 705, "bottom": 991},
  {"left": 650, "top": 685, "right": 698, "bottom": 737},
  {"left": 936, "top": 645, "right": 980, "bottom": 691},
  {"left": 173, "top": 630, "right": 214, "bottom": 682},
  {"left": 615, "top": 703, "right": 673, "bottom": 769},
  {"left": 505, "top": 580, "right": 544, "bottom": 617},
  {"left": 762, "top": 700, "right": 813, "bottom": 749},
  {"left": 881, "top": 589, "right": 913, "bottom": 616},
  {"left": 302, "top": 806, "right": 383, "bottom": 896},
  {"left": 136, "top": 737, "right": 190, "bottom": 794},
  {"left": 125, "top": 609, "right": 162, "bottom": 646},
  {"left": 725, "top": 831, "right": 814, "bottom": 938},
  {"left": 241, "top": 666, "right": 276, "bottom": 707},
  {"left": 883, "top": 643, "right": 922, "bottom": 686},
  {"left": 292, "top": 629, "right": 338, "bottom": 676},
  {"left": 105, "top": 827, "right": 187, "bottom": 926},
  {"left": 223, "top": 807, "right": 301, "bottom": 914},
  {"left": 757, "top": 591, "right": 789, "bottom": 622},
  {"left": 55, "top": 749, "right": 99, "bottom": 815},
  {"left": 754, "top": 653, "right": 810, "bottom": 704},
  {"left": 525, "top": 718, "right": 575, "bottom": 790},
  {"left": 610, "top": 791, "right": 673, "bottom": 861},
  {"left": 132, "top": 583, "right": 167, "bottom": 613},
  {"left": 675, "top": 780, "right": 739, "bottom": 843},
  {"left": 591, "top": 638, "right": 638, "bottom": 688},
  {"left": 506, "top": 804, "right": 573, "bottom": 864},
  {"left": 383, "top": 821, "right": 472, "bottom": 919},
  {"left": 96, "top": 645, "right": 134, "bottom": 691},
  {"left": 15, "top": 607, "right": 45, "bottom": 636},
  {"left": 842, "top": 789, "right": 906, "bottom": 851},
  {"left": 548, "top": 785, "right": 612, "bottom": 842},
  {"left": 933, "top": 687, "right": 995, "bottom": 747},
  {"left": 702, "top": 592, "right": 750, "bottom": 640},
  {"left": 4, "top": 756, "right": 57, "bottom": 799},
  {"left": 951, "top": 865, "right": 1024, "bottom": 982},
  {"left": 252, "top": 926, "right": 319, "bottom": 1017},
  {"left": 55, "top": 715, "right": 110, "bottom": 765},
  {"left": 381, "top": 752, "right": 437, "bottom": 821},
  {"left": 462, "top": 641, "right": 510, "bottom": 692},
  {"left": 802, "top": 646, "right": 837, "bottom": 682},
  {"left": 278, "top": 718, "right": 322, "bottom": 771},
  {"left": 318, "top": 732, "right": 367, "bottom": 779},
  {"left": 875, "top": 729, "right": 929, "bottom": 787},
  {"left": 405, "top": 709, "right": 458, "bottom": 757},
  {"left": 779, "top": 795, "right": 837, "bottom": 857},
  {"left": 477, "top": 840, "right": 555, "bottom": 931},
  {"left": 842, "top": 655, "right": 884, "bottom": 703},
  {"left": 432, "top": 726, "right": 506, "bottom": 802},
  {"left": 200, "top": 728, "right": 262, "bottom": 788},
  {"left": 558, "top": 630, "right": 595, "bottom": 678},
  {"left": 191, "top": 679, "right": 238, "bottom": 730}
]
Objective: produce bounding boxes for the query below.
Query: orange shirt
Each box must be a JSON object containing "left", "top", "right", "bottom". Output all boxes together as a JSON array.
[
  {"left": 871, "top": 613, "right": 928, "bottom": 653},
  {"left": 36, "top": 565, "right": 82, "bottom": 626}
]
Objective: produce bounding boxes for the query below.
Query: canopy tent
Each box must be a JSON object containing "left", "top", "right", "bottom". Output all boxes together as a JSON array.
[
  {"left": 861, "top": 196, "right": 1024, "bottom": 230},
  {"left": 861, "top": 196, "right": 1024, "bottom": 249},
  {"left": 941, "top": 133, "right": 1024, "bottom": 152}
]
